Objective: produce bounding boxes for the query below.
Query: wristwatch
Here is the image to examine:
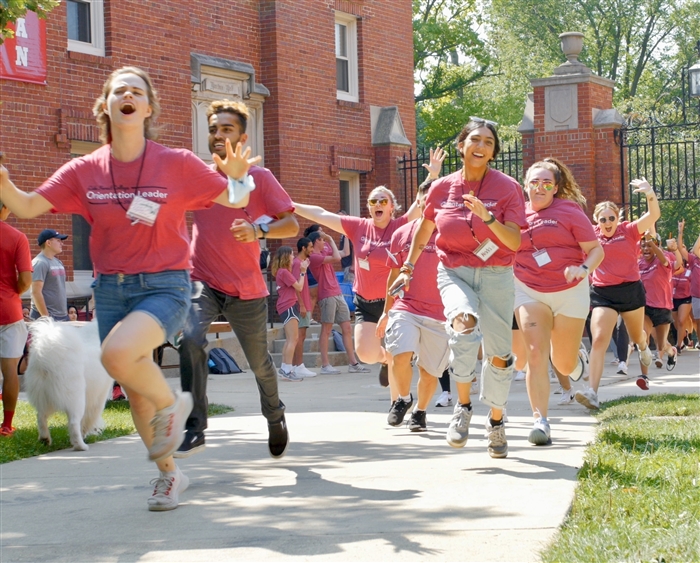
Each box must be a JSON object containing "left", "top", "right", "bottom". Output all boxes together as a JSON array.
[{"left": 258, "top": 223, "right": 270, "bottom": 239}]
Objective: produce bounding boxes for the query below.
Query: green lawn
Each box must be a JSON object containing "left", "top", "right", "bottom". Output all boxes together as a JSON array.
[
  {"left": 0, "top": 399, "right": 233, "bottom": 464},
  {"left": 541, "top": 393, "right": 700, "bottom": 563}
]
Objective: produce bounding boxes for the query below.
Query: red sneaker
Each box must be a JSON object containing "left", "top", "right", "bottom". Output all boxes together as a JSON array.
[
  {"left": 0, "top": 426, "right": 16, "bottom": 437},
  {"left": 636, "top": 375, "right": 650, "bottom": 391},
  {"left": 112, "top": 384, "right": 126, "bottom": 401}
]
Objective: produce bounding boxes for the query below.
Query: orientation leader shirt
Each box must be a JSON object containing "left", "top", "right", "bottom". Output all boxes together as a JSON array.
[
  {"left": 341, "top": 215, "right": 408, "bottom": 300},
  {"left": 423, "top": 168, "right": 527, "bottom": 269},
  {"left": 191, "top": 166, "right": 294, "bottom": 299},
  {"left": 0, "top": 222, "right": 32, "bottom": 325},
  {"left": 31, "top": 253, "right": 67, "bottom": 318},
  {"left": 515, "top": 198, "right": 597, "bottom": 293},
  {"left": 591, "top": 221, "right": 642, "bottom": 287},
  {"left": 292, "top": 257, "right": 312, "bottom": 312},
  {"left": 386, "top": 219, "right": 445, "bottom": 321},
  {"left": 309, "top": 249, "right": 341, "bottom": 301},
  {"left": 275, "top": 268, "right": 299, "bottom": 314},
  {"left": 688, "top": 254, "right": 700, "bottom": 298},
  {"left": 638, "top": 251, "right": 675, "bottom": 310},
  {"left": 672, "top": 267, "right": 691, "bottom": 300},
  {"left": 37, "top": 141, "right": 225, "bottom": 275}
]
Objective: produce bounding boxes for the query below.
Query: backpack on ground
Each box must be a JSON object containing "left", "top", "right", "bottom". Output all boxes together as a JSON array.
[
  {"left": 208, "top": 347, "right": 243, "bottom": 374},
  {"left": 332, "top": 329, "right": 346, "bottom": 352}
]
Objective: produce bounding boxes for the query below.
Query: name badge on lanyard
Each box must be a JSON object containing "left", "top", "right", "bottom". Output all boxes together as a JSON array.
[
  {"left": 358, "top": 257, "right": 371, "bottom": 271},
  {"left": 126, "top": 195, "right": 160, "bottom": 227},
  {"left": 473, "top": 238, "right": 499, "bottom": 262},
  {"left": 533, "top": 248, "right": 552, "bottom": 267}
]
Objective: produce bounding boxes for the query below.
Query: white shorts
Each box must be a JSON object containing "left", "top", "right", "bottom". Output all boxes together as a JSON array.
[
  {"left": 0, "top": 320, "right": 28, "bottom": 359},
  {"left": 385, "top": 310, "right": 450, "bottom": 377},
  {"left": 514, "top": 276, "right": 590, "bottom": 319}
]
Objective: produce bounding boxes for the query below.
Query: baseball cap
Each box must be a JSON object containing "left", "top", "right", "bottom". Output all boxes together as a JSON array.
[{"left": 38, "top": 229, "right": 69, "bottom": 246}]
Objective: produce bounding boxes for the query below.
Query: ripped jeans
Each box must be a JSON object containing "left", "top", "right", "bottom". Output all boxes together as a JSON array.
[{"left": 437, "top": 263, "right": 515, "bottom": 409}]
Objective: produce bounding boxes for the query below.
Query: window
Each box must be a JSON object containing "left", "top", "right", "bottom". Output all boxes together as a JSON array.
[
  {"left": 67, "top": 0, "right": 104, "bottom": 57},
  {"left": 339, "top": 172, "right": 360, "bottom": 217},
  {"left": 335, "top": 12, "right": 358, "bottom": 102},
  {"left": 70, "top": 141, "right": 100, "bottom": 274}
]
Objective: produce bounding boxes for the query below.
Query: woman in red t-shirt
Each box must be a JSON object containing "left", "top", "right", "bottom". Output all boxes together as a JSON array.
[
  {"left": 514, "top": 158, "right": 603, "bottom": 445},
  {"left": 581, "top": 179, "right": 661, "bottom": 410}
]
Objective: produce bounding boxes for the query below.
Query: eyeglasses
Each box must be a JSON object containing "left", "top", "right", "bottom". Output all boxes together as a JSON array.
[
  {"left": 598, "top": 216, "right": 617, "bottom": 224},
  {"left": 469, "top": 116, "right": 499, "bottom": 127},
  {"left": 528, "top": 179, "right": 555, "bottom": 191},
  {"left": 368, "top": 198, "right": 389, "bottom": 206}
]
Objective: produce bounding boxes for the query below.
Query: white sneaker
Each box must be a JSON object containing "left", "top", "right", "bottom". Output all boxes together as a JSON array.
[
  {"left": 435, "top": 390, "right": 452, "bottom": 407},
  {"left": 348, "top": 363, "right": 370, "bottom": 373},
  {"left": 579, "top": 344, "right": 590, "bottom": 381},
  {"left": 470, "top": 379, "right": 479, "bottom": 395},
  {"left": 639, "top": 345, "right": 653, "bottom": 368},
  {"left": 147, "top": 466, "right": 189, "bottom": 511},
  {"left": 320, "top": 364, "right": 341, "bottom": 375},
  {"left": 294, "top": 364, "right": 317, "bottom": 378},
  {"left": 513, "top": 370, "right": 526, "bottom": 381},
  {"left": 616, "top": 361, "right": 628, "bottom": 375},
  {"left": 278, "top": 368, "right": 303, "bottom": 382},
  {"left": 558, "top": 387, "right": 575, "bottom": 405},
  {"left": 553, "top": 384, "right": 564, "bottom": 395},
  {"left": 575, "top": 388, "right": 600, "bottom": 410},
  {"left": 528, "top": 416, "right": 551, "bottom": 445}
]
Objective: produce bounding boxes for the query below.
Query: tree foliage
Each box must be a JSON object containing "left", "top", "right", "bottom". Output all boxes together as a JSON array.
[{"left": 0, "top": 0, "right": 60, "bottom": 44}]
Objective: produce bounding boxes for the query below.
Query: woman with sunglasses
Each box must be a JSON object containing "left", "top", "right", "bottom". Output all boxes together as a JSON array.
[
  {"left": 0, "top": 66, "right": 258, "bottom": 511},
  {"left": 390, "top": 117, "right": 527, "bottom": 458},
  {"left": 577, "top": 180, "right": 661, "bottom": 410},
  {"left": 513, "top": 158, "right": 603, "bottom": 445},
  {"left": 292, "top": 150, "right": 444, "bottom": 389}
]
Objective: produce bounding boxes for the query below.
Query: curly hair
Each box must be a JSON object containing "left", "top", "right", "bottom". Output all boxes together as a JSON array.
[
  {"left": 271, "top": 246, "right": 293, "bottom": 277},
  {"left": 206, "top": 99, "right": 249, "bottom": 133},
  {"left": 93, "top": 67, "right": 161, "bottom": 144},
  {"left": 525, "top": 157, "right": 587, "bottom": 210}
]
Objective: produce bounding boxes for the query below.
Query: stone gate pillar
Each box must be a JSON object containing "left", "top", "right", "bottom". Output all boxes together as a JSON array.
[{"left": 518, "top": 32, "right": 625, "bottom": 208}]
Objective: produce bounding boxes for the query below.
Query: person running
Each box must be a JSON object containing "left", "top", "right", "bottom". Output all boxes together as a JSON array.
[
  {"left": 578, "top": 178, "right": 661, "bottom": 410},
  {"left": 689, "top": 232, "right": 700, "bottom": 348},
  {"left": 390, "top": 117, "right": 527, "bottom": 458},
  {"left": 0, "top": 67, "right": 258, "bottom": 511},
  {"left": 670, "top": 220, "right": 694, "bottom": 352},
  {"left": 513, "top": 158, "right": 604, "bottom": 445}
]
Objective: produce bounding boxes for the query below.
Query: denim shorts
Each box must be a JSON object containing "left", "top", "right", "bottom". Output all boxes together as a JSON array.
[{"left": 92, "top": 270, "right": 191, "bottom": 343}]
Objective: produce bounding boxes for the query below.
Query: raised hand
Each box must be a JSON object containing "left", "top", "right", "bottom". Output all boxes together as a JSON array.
[
  {"left": 213, "top": 139, "right": 261, "bottom": 180},
  {"left": 422, "top": 147, "right": 447, "bottom": 179}
]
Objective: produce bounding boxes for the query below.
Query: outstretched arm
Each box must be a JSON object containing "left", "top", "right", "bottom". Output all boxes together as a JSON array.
[
  {"left": 0, "top": 157, "right": 53, "bottom": 219},
  {"left": 293, "top": 203, "right": 345, "bottom": 234}
]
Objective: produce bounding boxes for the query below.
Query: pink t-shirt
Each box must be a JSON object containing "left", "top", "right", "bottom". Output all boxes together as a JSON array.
[
  {"left": 639, "top": 251, "right": 674, "bottom": 309},
  {"left": 591, "top": 221, "right": 641, "bottom": 287},
  {"left": 515, "top": 198, "right": 597, "bottom": 293},
  {"left": 386, "top": 220, "right": 444, "bottom": 321},
  {"left": 340, "top": 215, "right": 408, "bottom": 300},
  {"left": 688, "top": 254, "right": 700, "bottom": 298},
  {"left": 0, "top": 222, "right": 32, "bottom": 325},
  {"left": 292, "top": 257, "right": 312, "bottom": 311},
  {"left": 275, "top": 268, "right": 298, "bottom": 314},
  {"left": 672, "top": 268, "right": 691, "bottom": 300},
  {"left": 37, "top": 141, "right": 224, "bottom": 275},
  {"left": 191, "top": 166, "right": 294, "bottom": 299},
  {"left": 423, "top": 169, "right": 527, "bottom": 268},
  {"left": 309, "top": 250, "right": 341, "bottom": 300}
]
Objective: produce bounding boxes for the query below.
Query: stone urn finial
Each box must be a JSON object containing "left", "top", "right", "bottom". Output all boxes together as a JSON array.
[{"left": 559, "top": 32, "right": 584, "bottom": 64}]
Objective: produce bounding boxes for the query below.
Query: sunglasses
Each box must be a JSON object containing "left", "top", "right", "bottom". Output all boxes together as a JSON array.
[
  {"left": 528, "top": 179, "right": 555, "bottom": 191},
  {"left": 368, "top": 198, "right": 389, "bottom": 206},
  {"left": 469, "top": 115, "right": 499, "bottom": 127},
  {"left": 598, "top": 215, "right": 617, "bottom": 224}
]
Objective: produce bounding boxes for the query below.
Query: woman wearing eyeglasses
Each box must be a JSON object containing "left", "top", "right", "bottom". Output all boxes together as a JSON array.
[
  {"left": 513, "top": 158, "right": 603, "bottom": 445},
  {"left": 390, "top": 117, "right": 527, "bottom": 458},
  {"left": 578, "top": 179, "right": 661, "bottom": 410}
]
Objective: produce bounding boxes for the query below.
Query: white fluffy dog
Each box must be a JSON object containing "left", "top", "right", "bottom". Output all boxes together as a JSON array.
[{"left": 24, "top": 318, "right": 113, "bottom": 451}]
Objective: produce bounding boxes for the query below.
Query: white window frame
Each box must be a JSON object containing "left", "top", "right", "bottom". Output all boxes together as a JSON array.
[
  {"left": 335, "top": 12, "right": 358, "bottom": 102},
  {"left": 339, "top": 171, "right": 361, "bottom": 217},
  {"left": 67, "top": 0, "right": 105, "bottom": 57}
]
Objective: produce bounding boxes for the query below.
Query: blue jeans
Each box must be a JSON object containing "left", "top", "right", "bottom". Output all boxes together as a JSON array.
[
  {"left": 179, "top": 281, "right": 284, "bottom": 434},
  {"left": 92, "top": 271, "right": 191, "bottom": 343}
]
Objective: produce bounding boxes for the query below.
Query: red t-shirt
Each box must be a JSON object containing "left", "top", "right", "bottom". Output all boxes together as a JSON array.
[
  {"left": 423, "top": 169, "right": 527, "bottom": 268},
  {"left": 275, "top": 268, "right": 298, "bottom": 314},
  {"left": 386, "top": 219, "right": 444, "bottom": 321},
  {"left": 639, "top": 251, "right": 674, "bottom": 309},
  {"left": 591, "top": 221, "right": 641, "bottom": 287},
  {"left": 309, "top": 250, "right": 341, "bottom": 300},
  {"left": 0, "top": 222, "right": 32, "bottom": 325},
  {"left": 37, "top": 141, "right": 225, "bottom": 275},
  {"left": 191, "top": 166, "right": 294, "bottom": 299},
  {"left": 672, "top": 268, "right": 691, "bottom": 300},
  {"left": 292, "top": 257, "right": 312, "bottom": 312},
  {"left": 515, "top": 198, "right": 597, "bottom": 293},
  {"left": 340, "top": 215, "right": 408, "bottom": 300},
  {"left": 688, "top": 254, "right": 700, "bottom": 298}
]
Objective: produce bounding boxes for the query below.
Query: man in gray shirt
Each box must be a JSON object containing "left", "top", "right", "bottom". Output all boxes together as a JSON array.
[{"left": 30, "top": 229, "right": 69, "bottom": 321}]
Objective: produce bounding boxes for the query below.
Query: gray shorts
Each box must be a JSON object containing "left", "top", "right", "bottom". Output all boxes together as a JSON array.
[
  {"left": 693, "top": 297, "right": 700, "bottom": 319},
  {"left": 320, "top": 294, "right": 351, "bottom": 325},
  {"left": 385, "top": 310, "right": 450, "bottom": 377},
  {"left": 0, "top": 320, "right": 28, "bottom": 359},
  {"left": 298, "top": 311, "right": 312, "bottom": 329}
]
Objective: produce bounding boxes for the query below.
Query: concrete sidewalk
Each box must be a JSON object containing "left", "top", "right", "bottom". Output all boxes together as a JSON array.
[{"left": 1, "top": 349, "right": 698, "bottom": 562}]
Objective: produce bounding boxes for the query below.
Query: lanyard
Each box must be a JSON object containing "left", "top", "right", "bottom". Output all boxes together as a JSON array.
[
  {"left": 109, "top": 142, "right": 148, "bottom": 212},
  {"left": 459, "top": 169, "right": 487, "bottom": 244},
  {"left": 363, "top": 221, "right": 392, "bottom": 260}
]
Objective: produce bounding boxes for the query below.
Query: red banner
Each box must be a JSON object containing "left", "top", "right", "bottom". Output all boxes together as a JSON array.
[{"left": 0, "top": 11, "right": 47, "bottom": 85}]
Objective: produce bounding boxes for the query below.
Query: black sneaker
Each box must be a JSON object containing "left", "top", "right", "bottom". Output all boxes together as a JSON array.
[
  {"left": 387, "top": 394, "right": 413, "bottom": 426},
  {"left": 378, "top": 363, "right": 389, "bottom": 387},
  {"left": 173, "top": 430, "right": 205, "bottom": 459},
  {"left": 407, "top": 410, "right": 427, "bottom": 432},
  {"left": 268, "top": 415, "right": 289, "bottom": 459}
]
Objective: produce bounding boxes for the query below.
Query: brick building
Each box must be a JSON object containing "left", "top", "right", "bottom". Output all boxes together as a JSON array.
[{"left": 0, "top": 0, "right": 416, "bottom": 292}]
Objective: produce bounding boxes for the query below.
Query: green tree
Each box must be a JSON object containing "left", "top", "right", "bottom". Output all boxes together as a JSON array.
[{"left": 0, "top": 0, "right": 60, "bottom": 44}]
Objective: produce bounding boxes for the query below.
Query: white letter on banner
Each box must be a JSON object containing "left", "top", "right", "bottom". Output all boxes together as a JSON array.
[
  {"left": 16, "top": 46, "right": 29, "bottom": 67},
  {"left": 15, "top": 18, "right": 28, "bottom": 39}
]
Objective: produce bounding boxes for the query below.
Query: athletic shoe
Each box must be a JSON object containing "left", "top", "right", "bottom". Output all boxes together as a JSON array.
[
  {"left": 611, "top": 357, "right": 620, "bottom": 365},
  {"left": 112, "top": 383, "right": 126, "bottom": 401},
  {"left": 320, "top": 365, "right": 341, "bottom": 375},
  {"left": 485, "top": 414, "right": 508, "bottom": 458},
  {"left": 636, "top": 375, "right": 650, "bottom": 390},
  {"left": 147, "top": 466, "right": 189, "bottom": 512},
  {"left": 513, "top": 370, "right": 526, "bottom": 381},
  {"left": 558, "top": 387, "right": 575, "bottom": 405},
  {"left": 616, "top": 361, "right": 628, "bottom": 375},
  {"left": 378, "top": 363, "right": 389, "bottom": 387},
  {"left": 0, "top": 426, "right": 16, "bottom": 437},
  {"left": 435, "top": 390, "right": 452, "bottom": 407},
  {"left": 268, "top": 414, "right": 289, "bottom": 459},
  {"left": 148, "top": 392, "right": 193, "bottom": 462},
  {"left": 173, "top": 430, "right": 205, "bottom": 459},
  {"left": 579, "top": 345, "right": 590, "bottom": 381},
  {"left": 470, "top": 379, "right": 479, "bottom": 395},
  {"left": 575, "top": 388, "right": 600, "bottom": 410},
  {"left": 294, "top": 364, "right": 317, "bottom": 378},
  {"left": 666, "top": 347, "right": 677, "bottom": 371},
  {"left": 528, "top": 417, "right": 551, "bottom": 446},
  {"left": 446, "top": 404, "right": 472, "bottom": 448},
  {"left": 279, "top": 368, "right": 303, "bottom": 382},
  {"left": 654, "top": 356, "right": 663, "bottom": 368},
  {"left": 348, "top": 363, "right": 371, "bottom": 373},
  {"left": 408, "top": 410, "right": 427, "bottom": 432},
  {"left": 387, "top": 394, "right": 413, "bottom": 426},
  {"left": 553, "top": 384, "right": 564, "bottom": 395},
  {"left": 638, "top": 345, "right": 653, "bottom": 368}
]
